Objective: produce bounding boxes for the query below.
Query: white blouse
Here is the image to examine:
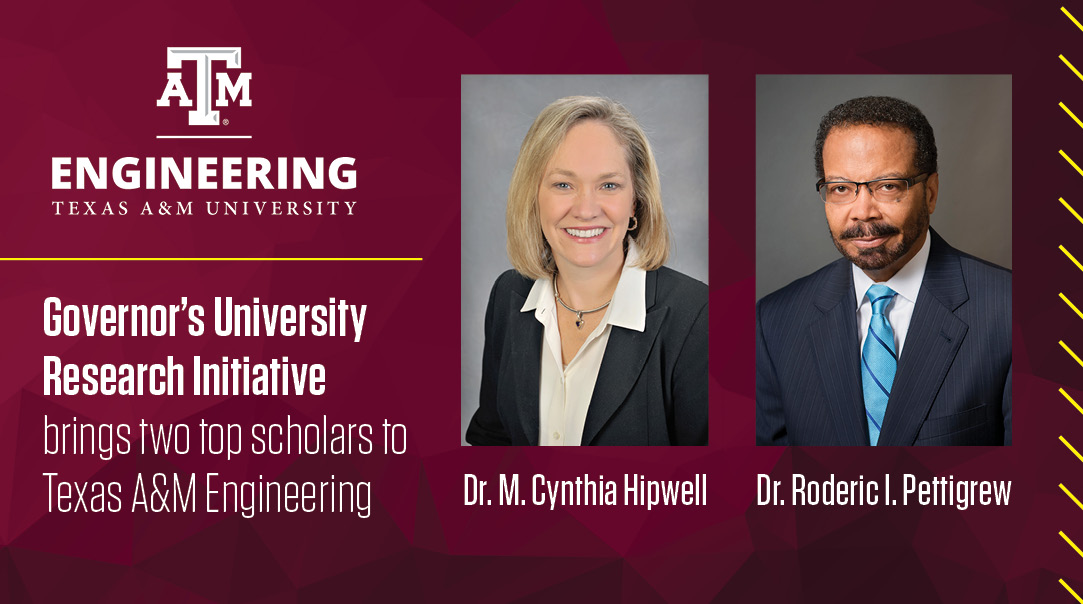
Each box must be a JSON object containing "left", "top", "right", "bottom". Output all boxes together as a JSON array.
[{"left": 520, "top": 242, "right": 647, "bottom": 446}]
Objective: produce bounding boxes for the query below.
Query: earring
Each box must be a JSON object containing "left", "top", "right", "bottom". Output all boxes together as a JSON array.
[{"left": 628, "top": 216, "right": 638, "bottom": 231}]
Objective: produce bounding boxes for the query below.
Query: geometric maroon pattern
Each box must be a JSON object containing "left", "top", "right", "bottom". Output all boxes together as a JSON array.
[{"left": 0, "top": 0, "right": 1067, "bottom": 601}]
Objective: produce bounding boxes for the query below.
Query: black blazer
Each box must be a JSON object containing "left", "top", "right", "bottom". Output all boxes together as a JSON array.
[
  {"left": 756, "top": 230, "right": 1011, "bottom": 446},
  {"left": 467, "top": 266, "right": 708, "bottom": 446}
]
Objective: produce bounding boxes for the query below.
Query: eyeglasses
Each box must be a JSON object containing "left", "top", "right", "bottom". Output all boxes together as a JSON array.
[{"left": 815, "top": 173, "right": 930, "bottom": 204}]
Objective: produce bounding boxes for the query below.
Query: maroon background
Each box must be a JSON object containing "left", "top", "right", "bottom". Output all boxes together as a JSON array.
[{"left": 0, "top": 0, "right": 1069, "bottom": 602}]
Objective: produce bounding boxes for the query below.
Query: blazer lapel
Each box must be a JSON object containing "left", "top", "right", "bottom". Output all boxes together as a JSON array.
[
  {"left": 877, "top": 231, "right": 969, "bottom": 446},
  {"left": 809, "top": 261, "right": 869, "bottom": 446},
  {"left": 508, "top": 290, "right": 542, "bottom": 445},
  {"left": 580, "top": 271, "right": 666, "bottom": 445}
]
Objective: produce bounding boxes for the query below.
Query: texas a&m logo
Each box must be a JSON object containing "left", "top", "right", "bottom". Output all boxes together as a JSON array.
[{"left": 156, "top": 47, "right": 251, "bottom": 126}]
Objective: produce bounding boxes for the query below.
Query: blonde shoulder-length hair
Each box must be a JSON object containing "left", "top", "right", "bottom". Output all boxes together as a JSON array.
[{"left": 506, "top": 96, "right": 671, "bottom": 280}]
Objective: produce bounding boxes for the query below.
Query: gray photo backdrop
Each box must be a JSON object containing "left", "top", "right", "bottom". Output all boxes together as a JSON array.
[{"left": 461, "top": 75, "right": 709, "bottom": 443}]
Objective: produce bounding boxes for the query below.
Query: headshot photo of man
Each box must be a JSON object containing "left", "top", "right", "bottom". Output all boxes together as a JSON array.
[{"left": 755, "top": 76, "right": 1011, "bottom": 447}]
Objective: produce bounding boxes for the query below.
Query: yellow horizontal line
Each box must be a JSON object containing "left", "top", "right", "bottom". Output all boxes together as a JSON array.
[
  {"left": 0, "top": 257, "right": 423, "bottom": 262},
  {"left": 1062, "top": 388, "right": 1083, "bottom": 416},
  {"left": 1063, "top": 197, "right": 1083, "bottom": 226},
  {"left": 1066, "top": 6, "right": 1083, "bottom": 33},
  {"left": 1062, "top": 245, "right": 1083, "bottom": 272},
  {"left": 1062, "top": 55, "right": 1083, "bottom": 84},
  {"left": 1062, "top": 483, "right": 1083, "bottom": 511},
  {"left": 1063, "top": 530, "right": 1083, "bottom": 559},
  {"left": 1064, "top": 577, "right": 1083, "bottom": 604}
]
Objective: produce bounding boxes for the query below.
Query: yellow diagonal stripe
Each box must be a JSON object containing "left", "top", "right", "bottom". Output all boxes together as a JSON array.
[
  {"left": 1062, "top": 245, "right": 1083, "bottom": 272},
  {"left": 1062, "top": 388, "right": 1083, "bottom": 416},
  {"left": 1063, "top": 578, "right": 1083, "bottom": 604},
  {"left": 1062, "top": 149, "right": 1083, "bottom": 177},
  {"left": 1062, "top": 435, "right": 1083, "bottom": 463},
  {"left": 1062, "top": 483, "right": 1083, "bottom": 511},
  {"left": 1063, "top": 530, "right": 1083, "bottom": 558},
  {"left": 1061, "top": 341, "right": 1083, "bottom": 367},
  {"left": 1062, "top": 55, "right": 1083, "bottom": 83},
  {"left": 1063, "top": 103, "right": 1083, "bottom": 130},
  {"left": 1063, "top": 197, "right": 1083, "bottom": 225},
  {"left": 1063, "top": 293, "right": 1083, "bottom": 320},
  {"left": 1065, "top": 6, "right": 1083, "bottom": 33}
]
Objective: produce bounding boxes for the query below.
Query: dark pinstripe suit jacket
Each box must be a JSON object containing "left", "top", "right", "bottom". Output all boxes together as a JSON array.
[{"left": 756, "top": 230, "right": 1011, "bottom": 446}]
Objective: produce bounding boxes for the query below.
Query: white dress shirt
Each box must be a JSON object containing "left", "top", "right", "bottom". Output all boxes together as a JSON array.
[
  {"left": 852, "top": 230, "right": 931, "bottom": 358},
  {"left": 520, "top": 241, "right": 647, "bottom": 446}
]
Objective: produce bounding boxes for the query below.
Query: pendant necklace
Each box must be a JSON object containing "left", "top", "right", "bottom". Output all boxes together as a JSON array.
[{"left": 554, "top": 280, "right": 611, "bottom": 329}]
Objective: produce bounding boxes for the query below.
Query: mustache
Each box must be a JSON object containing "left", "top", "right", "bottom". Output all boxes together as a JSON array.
[{"left": 839, "top": 222, "right": 900, "bottom": 240}]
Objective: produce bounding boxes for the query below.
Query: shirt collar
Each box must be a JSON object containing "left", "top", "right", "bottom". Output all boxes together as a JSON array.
[
  {"left": 851, "top": 228, "right": 931, "bottom": 308},
  {"left": 521, "top": 240, "right": 647, "bottom": 333}
]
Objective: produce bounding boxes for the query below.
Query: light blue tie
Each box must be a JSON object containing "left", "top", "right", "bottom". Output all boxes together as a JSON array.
[{"left": 861, "top": 284, "right": 897, "bottom": 445}]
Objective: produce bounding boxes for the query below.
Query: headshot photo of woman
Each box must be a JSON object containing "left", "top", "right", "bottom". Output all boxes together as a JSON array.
[{"left": 463, "top": 88, "right": 708, "bottom": 446}]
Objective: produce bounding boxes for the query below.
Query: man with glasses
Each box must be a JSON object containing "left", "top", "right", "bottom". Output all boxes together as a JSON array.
[{"left": 756, "top": 96, "right": 1011, "bottom": 446}]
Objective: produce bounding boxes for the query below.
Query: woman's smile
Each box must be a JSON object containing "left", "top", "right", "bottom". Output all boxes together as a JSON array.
[{"left": 562, "top": 226, "right": 609, "bottom": 240}]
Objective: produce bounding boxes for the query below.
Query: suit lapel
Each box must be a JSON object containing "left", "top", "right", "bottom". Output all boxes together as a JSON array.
[
  {"left": 580, "top": 271, "right": 666, "bottom": 445},
  {"left": 508, "top": 290, "right": 542, "bottom": 445},
  {"left": 809, "top": 260, "right": 869, "bottom": 445},
  {"left": 877, "top": 231, "right": 969, "bottom": 446}
]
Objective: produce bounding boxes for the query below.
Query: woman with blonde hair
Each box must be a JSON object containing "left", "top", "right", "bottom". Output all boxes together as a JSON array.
[{"left": 466, "top": 96, "right": 707, "bottom": 446}]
